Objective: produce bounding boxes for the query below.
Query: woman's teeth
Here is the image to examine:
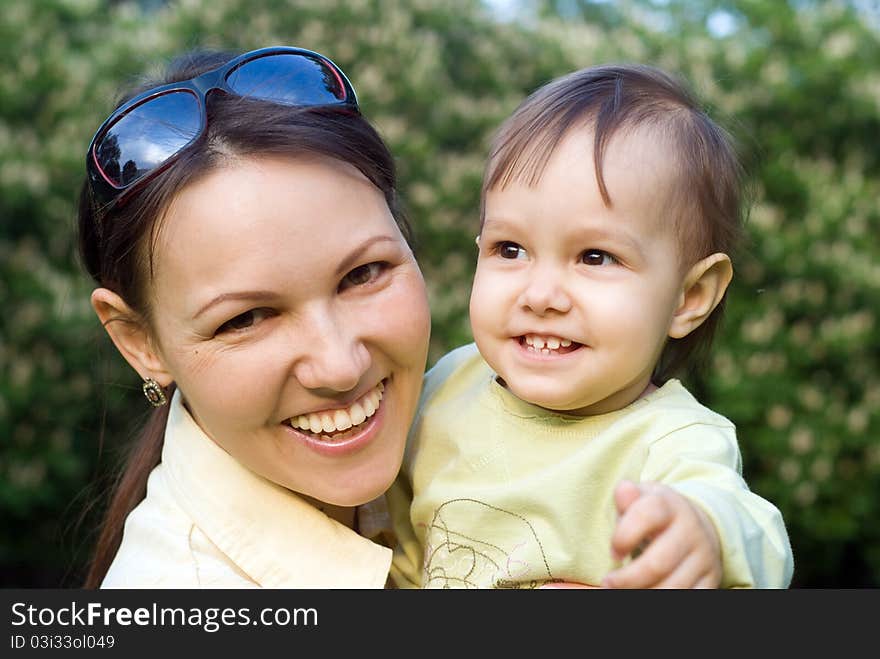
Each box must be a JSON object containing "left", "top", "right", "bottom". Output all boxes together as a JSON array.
[{"left": 288, "top": 381, "right": 384, "bottom": 438}]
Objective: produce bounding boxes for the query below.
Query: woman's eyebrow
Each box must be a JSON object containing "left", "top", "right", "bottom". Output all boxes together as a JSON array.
[
  {"left": 192, "top": 291, "right": 280, "bottom": 320},
  {"left": 334, "top": 235, "right": 399, "bottom": 276},
  {"left": 191, "top": 236, "right": 400, "bottom": 320}
]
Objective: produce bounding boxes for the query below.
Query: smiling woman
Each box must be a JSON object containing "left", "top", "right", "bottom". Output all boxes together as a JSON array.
[{"left": 78, "top": 47, "right": 431, "bottom": 587}]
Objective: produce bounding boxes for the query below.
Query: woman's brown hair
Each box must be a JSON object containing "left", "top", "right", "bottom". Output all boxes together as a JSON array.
[{"left": 78, "top": 49, "right": 411, "bottom": 588}]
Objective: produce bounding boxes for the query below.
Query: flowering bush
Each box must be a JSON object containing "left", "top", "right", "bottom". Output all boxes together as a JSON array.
[{"left": 1, "top": 0, "right": 876, "bottom": 586}]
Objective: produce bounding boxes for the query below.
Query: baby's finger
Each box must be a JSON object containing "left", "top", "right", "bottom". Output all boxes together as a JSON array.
[
  {"left": 603, "top": 533, "right": 688, "bottom": 588},
  {"left": 610, "top": 494, "right": 674, "bottom": 561},
  {"left": 613, "top": 479, "right": 643, "bottom": 516},
  {"left": 693, "top": 572, "right": 722, "bottom": 589},
  {"left": 601, "top": 556, "right": 662, "bottom": 589},
  {"left": 652, "top": 552, "right": 713, "bottom": 589}
]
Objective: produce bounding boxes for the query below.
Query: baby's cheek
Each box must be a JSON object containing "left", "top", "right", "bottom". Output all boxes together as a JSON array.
[{"left": 468, "top": 276, "right": 498, "bottom": 336}]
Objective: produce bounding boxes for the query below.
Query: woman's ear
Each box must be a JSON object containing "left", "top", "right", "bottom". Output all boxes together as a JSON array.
[
  {"left": 90, "top": 288, "right": 173, "bottom": 387},
  {"left": 668, "top": 253, "right": 733, "bottom": 339}
]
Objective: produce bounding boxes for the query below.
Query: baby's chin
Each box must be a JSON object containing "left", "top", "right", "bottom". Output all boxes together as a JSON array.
[{"left": 504, "top": 381, "right": 595, "bottom": 415}]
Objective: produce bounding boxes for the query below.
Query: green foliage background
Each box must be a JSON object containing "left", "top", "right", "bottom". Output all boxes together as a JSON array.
[{"left": 1, "top": 0, "right": 877, "bottom": 587}]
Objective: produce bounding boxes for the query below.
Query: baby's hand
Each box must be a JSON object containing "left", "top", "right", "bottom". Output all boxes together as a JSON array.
[{"left": 602, "top": 480, "right": 722, "bottom": 589}]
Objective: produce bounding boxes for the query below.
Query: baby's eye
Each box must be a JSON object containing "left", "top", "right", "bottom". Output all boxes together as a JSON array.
[
  {"left": 581, "top": 249, "right": 618, "bottom": 266},
  {"left": 216, "top": 308, "right": 275, "bottom": 334},
  {"left": 339, "top": 262, "right": 386, "bottom": 291},
  {"left": 497, "top": 241, "right": 528, "bottom": 260}
]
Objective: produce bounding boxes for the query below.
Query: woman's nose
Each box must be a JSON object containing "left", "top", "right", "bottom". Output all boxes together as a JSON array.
[
  {"left": 291, "top": 310, "right": 372, "bottom": 393},
  {"left": 518, "top": 267, "right": 572, "bottom": 316}
]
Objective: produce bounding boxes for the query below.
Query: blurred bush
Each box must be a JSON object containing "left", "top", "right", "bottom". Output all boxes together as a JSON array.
[{"left": 0, "top": 0, "right": 876, "bottom": 586}]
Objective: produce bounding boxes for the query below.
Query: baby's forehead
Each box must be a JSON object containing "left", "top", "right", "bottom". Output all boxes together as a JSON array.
[
  {"left": 560, "top": 121, "right": 679, "bottom": 174},
  {"left": 485, "top": 121, "right": 698, "bottom": 262},
  {"left": 489, "top": 122, "right": 685, "bottom": 217},
  {"left": 489, "top": 116, "right": 682, "bottom": 191}
]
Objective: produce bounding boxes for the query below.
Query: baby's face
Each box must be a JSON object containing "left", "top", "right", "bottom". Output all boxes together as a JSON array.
[{"left": 470, "top": 125, "right": 689, "bottom": 415}]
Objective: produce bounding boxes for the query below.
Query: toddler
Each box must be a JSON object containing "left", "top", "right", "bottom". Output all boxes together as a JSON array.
[{"left": 390, "top": 64, "right": 793, "bottom": 588}]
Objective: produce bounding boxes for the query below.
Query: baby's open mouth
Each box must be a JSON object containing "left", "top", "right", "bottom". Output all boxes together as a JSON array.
[
  {"left": 285, "top": 381, "right": 384, "bottom": 442},
  {"left": 519, "top": 334, "right": 582, "bottom": 355}
]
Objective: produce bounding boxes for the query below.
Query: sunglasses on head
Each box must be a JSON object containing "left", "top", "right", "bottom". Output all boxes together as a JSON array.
[{"left": 86, "top": 46, "right": 359, "bottom": 210}]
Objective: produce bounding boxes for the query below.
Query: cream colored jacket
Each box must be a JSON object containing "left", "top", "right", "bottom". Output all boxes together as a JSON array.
[{"left": 102, "top": 390, "right": 392, "bottom": 588}]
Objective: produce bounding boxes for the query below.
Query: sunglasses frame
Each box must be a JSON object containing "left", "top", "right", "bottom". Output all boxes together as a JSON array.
[{"left": 86, "top": 46, "right": 359, "bottom": 210}]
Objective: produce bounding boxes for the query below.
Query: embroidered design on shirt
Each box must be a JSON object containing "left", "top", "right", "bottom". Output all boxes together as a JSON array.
[{"left": 422, "top": 498, "right": 557, "bottom": 588}]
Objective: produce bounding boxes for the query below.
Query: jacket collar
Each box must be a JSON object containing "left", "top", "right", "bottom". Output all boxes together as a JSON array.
[{"left": 160, "top": 390, "right": 392, "bottom": 588}]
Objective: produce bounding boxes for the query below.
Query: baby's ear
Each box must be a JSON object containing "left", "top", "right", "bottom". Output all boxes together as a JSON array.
[
  {"left": 668, "top": 253, "right": 733, "bottom": 339},
  {"left": 90, "top": 288, "right": 173, "bottom": 387}
]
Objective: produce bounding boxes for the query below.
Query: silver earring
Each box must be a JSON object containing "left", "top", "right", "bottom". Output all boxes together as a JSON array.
[{"left": 142, "top": 378, "right": 168, "bottom": 407}]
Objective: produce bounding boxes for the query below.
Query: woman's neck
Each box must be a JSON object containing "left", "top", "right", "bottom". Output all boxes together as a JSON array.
[{"left": 301, "top": 495, "right": 357, "bottom": 529}]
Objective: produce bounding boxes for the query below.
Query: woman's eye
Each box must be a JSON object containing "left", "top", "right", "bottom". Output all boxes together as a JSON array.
[
  {"left": 216, "top": 308, "right": 274, "bottom": 334},
  {"left": 340, "top": 262, "right": 386, "bottom": 291},
  {"left": 498, "top": 242, "right": 527, "bottom": 260},
  {"left": 581, "top": 249, "right": 618, "bottom": 266}
]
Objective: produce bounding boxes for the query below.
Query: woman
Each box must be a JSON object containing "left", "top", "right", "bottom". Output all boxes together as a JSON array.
[{"left": 79, "top": 47, "right": 432, "bottom": 587}]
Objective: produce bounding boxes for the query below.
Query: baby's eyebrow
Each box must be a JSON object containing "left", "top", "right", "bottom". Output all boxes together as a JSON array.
[
  {"left": 571, "top": 226, "right": 644, "bottom": 252},
  {"left": 480, "top": 218, "right": 521, "bottom": 234}
]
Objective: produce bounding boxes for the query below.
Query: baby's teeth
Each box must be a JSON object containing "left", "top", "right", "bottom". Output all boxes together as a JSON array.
[
  {"left": 523, "top": 334, "right": 574, "bottom": 350},
  {"left": 334, "top": 409, "right": 353, "bottom": 431}
]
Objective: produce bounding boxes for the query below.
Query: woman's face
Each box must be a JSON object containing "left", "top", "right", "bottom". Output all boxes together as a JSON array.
[{"left": 146, "top": 156, "right": 431, "bottom": 506}]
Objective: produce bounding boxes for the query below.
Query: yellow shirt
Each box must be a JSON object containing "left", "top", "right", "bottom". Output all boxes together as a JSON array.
[
  {"left": 389, "top": 343, "right": 793, "bottom": 589},
  {"left": 102, "top": 389, "right": 392, "bottom": 588}
]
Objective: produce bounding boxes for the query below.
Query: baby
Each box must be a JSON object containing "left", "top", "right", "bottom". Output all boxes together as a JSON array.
[{"left": 389, "top": 64, "right": 794, "bottom": 588}]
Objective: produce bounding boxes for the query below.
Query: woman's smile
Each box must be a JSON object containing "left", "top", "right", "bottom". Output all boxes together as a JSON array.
[
  {"left": 286, "top": 379, "right": 385, "bottom": 441},
  {"left": 283, "top": 386, "right": 388, "bottom": 458}
]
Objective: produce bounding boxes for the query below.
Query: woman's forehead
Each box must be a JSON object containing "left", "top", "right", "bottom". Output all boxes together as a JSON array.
[
  {"left": 161, "top": 156, "right": 387, "bottom": 242},
  {"left": 147, "top": 156, "right": 400, "bottom": 301}
]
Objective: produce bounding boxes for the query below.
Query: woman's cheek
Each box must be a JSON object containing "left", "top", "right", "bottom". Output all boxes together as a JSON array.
[
  {"left": 180, "top": 340, "right": 285, "bottom": 419},
  {"left": 379, "top": 269, "right": 431, "bottom": 352}
]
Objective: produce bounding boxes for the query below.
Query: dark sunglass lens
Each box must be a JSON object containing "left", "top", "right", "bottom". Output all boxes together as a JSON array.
[
  {"left": 226, "top": 53, "right": 348, "bottom": 106},
  {"left": 94, "top": 91, "right": 201, "bottom": 188}
]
